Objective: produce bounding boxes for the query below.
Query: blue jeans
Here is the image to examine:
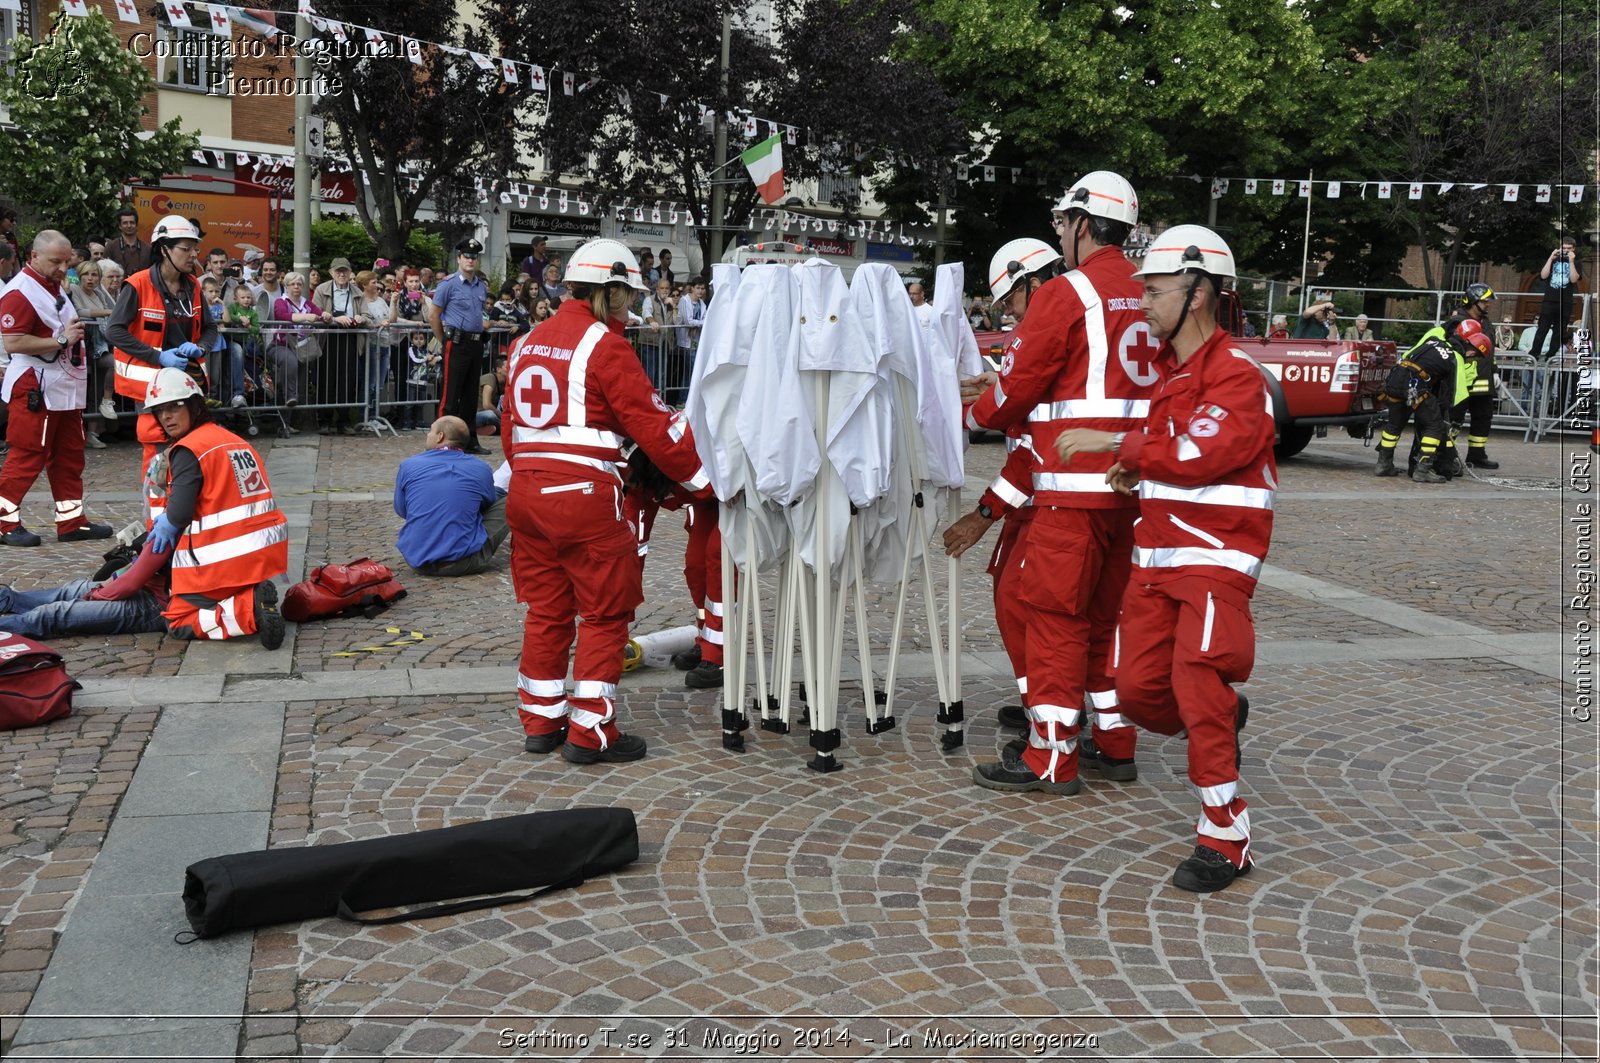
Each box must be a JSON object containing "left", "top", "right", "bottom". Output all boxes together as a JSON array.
[
  {"left": 0, "top": 579, "right": 165, "bottom": 639},
  {"left": 226, "top": 342, "right": 253, "bottom": 401},
  {"left": 366, "top": 344, "right": 393, "bottom": 419}
]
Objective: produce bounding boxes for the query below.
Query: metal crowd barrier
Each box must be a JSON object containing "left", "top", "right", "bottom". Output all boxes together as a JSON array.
[
  {"left": 48, "top": 318, "right": 698, "bottom": 446},
  {"left": 621, "top": 323, "right": 698, "bottom": 406},
  {"left": 74, "top": 320, "right": 448, "bottom": 439}
]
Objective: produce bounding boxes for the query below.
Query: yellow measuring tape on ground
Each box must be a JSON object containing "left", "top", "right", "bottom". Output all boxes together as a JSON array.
[{"left": 329, "top": 628, "right": 431, "bottom": 657}]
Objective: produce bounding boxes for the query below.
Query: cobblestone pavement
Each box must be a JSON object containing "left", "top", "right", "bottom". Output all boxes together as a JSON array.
[{"left": 0, "top": 425, "right": 1592, "bottom": 1060}]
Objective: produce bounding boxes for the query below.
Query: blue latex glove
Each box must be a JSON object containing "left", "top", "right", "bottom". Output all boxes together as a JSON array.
[
  {"left": 176, "top": 342, "right": 205, "bottom": 360},
  {"left": 146, "top": 514, "right": 181, "bottom": 554},
  {"left": 158, "top": 348, "right": 188, "bottom": 369}
]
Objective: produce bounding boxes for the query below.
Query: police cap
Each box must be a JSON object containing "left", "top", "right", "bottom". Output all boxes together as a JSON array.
[{"left": 455, "top": 238, "right": 484, "bottom": 255}]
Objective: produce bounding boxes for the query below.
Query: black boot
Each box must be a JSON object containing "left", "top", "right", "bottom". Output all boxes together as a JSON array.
[
  {"left": 1466, "top": 447, "right": 1499, "bottom": 470},
  {"left": 1373, "top": 448, "right": 1399, "bottom": 477},
  {"left": 1411, "top": 456, "right": 1447, "bottom": 483}
]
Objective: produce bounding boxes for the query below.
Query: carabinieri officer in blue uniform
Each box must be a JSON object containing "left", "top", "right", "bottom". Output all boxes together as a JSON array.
[{"left": 428, "top": 237, "right": 493, "bottom": 455}]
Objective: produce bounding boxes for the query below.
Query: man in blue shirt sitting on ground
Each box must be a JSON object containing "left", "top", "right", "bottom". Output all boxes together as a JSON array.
[{"left": 394, "top": 416, "right": 508, "bottom": 576}]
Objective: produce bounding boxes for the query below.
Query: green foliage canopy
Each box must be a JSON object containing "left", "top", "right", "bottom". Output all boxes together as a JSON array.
[{"left": 0, "top": 9, "right": 197, "bottom": 240}]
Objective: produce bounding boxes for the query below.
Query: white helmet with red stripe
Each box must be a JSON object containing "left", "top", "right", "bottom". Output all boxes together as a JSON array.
[
  {"left": 565, "top": 237, "right": 649, "bottom": 292},
  {"left": 1054, "top": 171, "right": 1139, "bottom": 226},
  {"left": 143, "top": 366, "right": 204, "bottom": 411},
  {"left": 988, "top": 238, "right": 1062, "bottom": 302},
  {"left": 150, "top": 215, "right": 202, "bottom": 246},
  {"left": 1134, "top": 224, "right": 1236, "bottom": 283}
]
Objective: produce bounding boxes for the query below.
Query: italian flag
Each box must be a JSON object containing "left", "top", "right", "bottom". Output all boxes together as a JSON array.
[{"left": 741, "top": 134, "right": 785, "bottom": 205}]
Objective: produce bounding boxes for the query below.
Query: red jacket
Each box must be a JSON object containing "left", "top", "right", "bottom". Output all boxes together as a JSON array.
[
  {"left": 503, "top": 299, "right": 709, "bottom": 493},
  {"left": 979, "top": 428, "right": 1036, "bottom": 518},
  {"left": 1116, "top": 326, "right": 1277, "bottom": 595},
  {"left": 966, "top": 246, "right": 1157, "bottom": 509}
]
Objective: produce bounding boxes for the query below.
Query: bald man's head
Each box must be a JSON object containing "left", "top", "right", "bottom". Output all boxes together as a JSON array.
[
  {"left": 431, "top": 416, "right": 470, "bottom": 449},
  {"left": 28, "top": 230, "right": 72, "bottom": 284}
]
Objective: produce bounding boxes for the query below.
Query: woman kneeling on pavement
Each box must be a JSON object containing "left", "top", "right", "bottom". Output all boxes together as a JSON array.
[{"left": 143, "top": 367, "right": 288, "bottom": 647}]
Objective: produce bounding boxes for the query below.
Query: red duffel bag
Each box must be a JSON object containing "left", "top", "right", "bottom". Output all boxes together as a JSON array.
[
  {"left": 282, "top": 558, "right": 407, "bottom": 622},
  {"left": 0, "top": 632, "right": 79, "bottom": 731}
]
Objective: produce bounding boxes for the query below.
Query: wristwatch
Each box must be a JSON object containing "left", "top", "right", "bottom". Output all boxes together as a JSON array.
[
  {"left": 977, "top": 503, "right": 994, "bottom": 520},
  {"left": 53, "top": 327, "right": 68, "bottom": 347}
]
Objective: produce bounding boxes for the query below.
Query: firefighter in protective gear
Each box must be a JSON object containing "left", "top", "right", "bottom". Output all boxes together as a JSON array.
[
  {"left": 143, "top": 368, "right": 288, "bottom": 648},
  {"left": 1372, "top": 320, "right": 1475, "bottom": 482},
  {"left": 105, "top": 215, "right": 214, "bottom": 484},
  {"left": 1058, "top": 225, "right": 1274, "bottom": 893},
  {"left": 1452, "top": 283, "right": 1499, "bottom": 469},
  {"left": 947, "top": 238, "right": 1060, "bottom": 732},
  {"left": 964, "top": 172, "right": 1150, "bottom": 796},
  {"left": 504, "top": 238, "right": 711, "bottom": 765}
]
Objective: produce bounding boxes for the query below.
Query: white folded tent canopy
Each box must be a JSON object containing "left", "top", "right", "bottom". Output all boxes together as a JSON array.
[{"left": 685, "top": 258, "right": 972, "bottom": 769}]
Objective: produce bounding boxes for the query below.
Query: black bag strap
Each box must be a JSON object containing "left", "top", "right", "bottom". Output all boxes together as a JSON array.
[{"left": 335, "top": 874, "right": 584, "bottom": 926}]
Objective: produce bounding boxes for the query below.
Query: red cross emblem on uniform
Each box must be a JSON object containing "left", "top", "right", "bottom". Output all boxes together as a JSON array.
[
  {"left": 513, "top": 363, "right": 560, "bottom": 428},
  {"left": 1118, "top": 322, "right": 1162, "bottom": 386}
]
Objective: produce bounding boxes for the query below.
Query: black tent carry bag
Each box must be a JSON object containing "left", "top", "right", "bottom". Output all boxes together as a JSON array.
[{"left": 181, "top": 807, "right": 638, "bottom": 939}]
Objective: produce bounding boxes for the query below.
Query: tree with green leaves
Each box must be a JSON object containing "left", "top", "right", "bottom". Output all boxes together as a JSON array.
[
  {"left": 0, "top": 9, "right": 196, "bottom": 240},
  {"left": 909, "top": 0, "right": 1320, "bottom": 284},
  {"left": 302, "top": 0, "right": 528, "bottom": 262},
  {"left": 508, "top": 0, "right": 963, "bottom": 269}
]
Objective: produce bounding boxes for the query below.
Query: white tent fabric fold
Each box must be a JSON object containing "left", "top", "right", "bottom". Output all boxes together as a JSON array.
[{"left": 688, "top": 263, "right": 787, "bottom": 570}]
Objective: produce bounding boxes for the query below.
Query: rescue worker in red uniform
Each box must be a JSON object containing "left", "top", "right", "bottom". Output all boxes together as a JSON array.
[
  {"left": 0, "top": 230, "right": 114, "bottom": 546},
  {"left": 142, "top": 367, "right": 288, "bottom": 648},
  {"left": 624, "top": 443, "right": 726, "bottom": 688},
  {"left": 105, "top": 216, "right": 213, "bottom": 482},
  {"left": 946, "top": 237, "right": 1062, "bottom": 731},
  {"left": 504, "top": 238, "right": 711, "bottom": 764},
  {"left": 1058, "top": 225, "right": 1275, "bottom": 893},
  {"left": 964, "top": 172, "right": 1152, "bottom": 795}
]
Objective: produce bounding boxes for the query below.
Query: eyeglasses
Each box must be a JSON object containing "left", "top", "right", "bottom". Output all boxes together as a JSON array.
[
  {"left": 1142, "top": 287, "right": 1189, "bottom": 299},
  {"left": 1050, "top": 214, "right": 1067, "bottom": 232}
]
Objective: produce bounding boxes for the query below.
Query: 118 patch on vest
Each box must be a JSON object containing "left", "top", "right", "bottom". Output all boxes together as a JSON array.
[{"left": 228, "top": 448, "right": 270, "bottom": 498}]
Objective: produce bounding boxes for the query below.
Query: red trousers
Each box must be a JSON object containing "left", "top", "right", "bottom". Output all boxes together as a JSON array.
[
  {"left": 165, "top": 584, "right": 261, "bottom": 640},
  {"left": 0, "top": 372, "right": 89, "bottom": 534},
  {"left": 987, "top": 509, "right": 1033, "bottom": 693},
  {"left": 509, "top": 471, "right": 640, "bottom": 751},
  {"left": 683, "top": 500, "right": 724, "bottom": 666},
  {"left": 1114, "top": 574, "right": 1254, "bottom": 867},
  {"left": 1019, "top": 506, "right": 1138, "bottom": 782}
]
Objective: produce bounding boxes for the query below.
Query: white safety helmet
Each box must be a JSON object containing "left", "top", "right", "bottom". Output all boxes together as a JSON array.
[
  {"left": 142, "top": 366, "right": 204, "bottom": 412},
  {"left": 564, "top": 237, "right": 649, "bottom": 293},
  {"left": 1054, "top": 171, "right": 1139, "bottom": 226},
  {"left": 988, "top": 238, "right": 1062, "bottom": 303},
  {"left": 150, "top": 216, "right": 202, "bottom": 246},
  {"left": 1134, "top": 224, "right": 1237, "bottom": 283}
]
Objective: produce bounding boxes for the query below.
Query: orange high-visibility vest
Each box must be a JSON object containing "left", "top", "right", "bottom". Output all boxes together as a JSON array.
[
  {"left": 165, "top": 422, "right": 287, "bottom": 595},
  {"left": 113, "top": 268, "right": 205, "bottom": 401}
]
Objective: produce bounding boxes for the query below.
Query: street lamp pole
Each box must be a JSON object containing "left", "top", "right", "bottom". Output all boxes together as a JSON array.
[
  {"left": 292, "top": 14, "right": 312, "bottom": 276},
  {"left": 707, "top": 6, "right": 731, "bottom": 269}
]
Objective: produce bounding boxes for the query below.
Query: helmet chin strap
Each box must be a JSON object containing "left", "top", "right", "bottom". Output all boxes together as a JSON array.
[{"left": 1168, "top": 273, "right": 1205, "bottom": 344}]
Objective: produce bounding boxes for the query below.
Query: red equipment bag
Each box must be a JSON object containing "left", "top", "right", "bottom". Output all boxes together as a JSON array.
[
  {"left": 282, "top": 558, "right": 407, "bottom": 622},
  {"left": 0, "top": 632, "right": 79, "bottom": 731}
]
